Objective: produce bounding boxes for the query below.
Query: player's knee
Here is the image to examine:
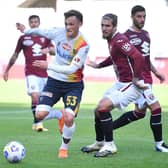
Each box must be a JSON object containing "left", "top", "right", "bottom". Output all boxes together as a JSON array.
[
  {"left": 134, "top": 111, "right": 146, "bottom": 119},
  {"left": 31, "top": 94, "right": 39, "bottom": 104},
  {"left": 64, "top": 108, "right": 75, "bottom": 127},
  {"left": 35, "top": 111, "right": 47, "bottom": 121},
  {"left": 97, "top": 98, "right": 113, "bottom": 112},
  {"left": 96, "top": 105, "right": 111, "bottom": 113}
]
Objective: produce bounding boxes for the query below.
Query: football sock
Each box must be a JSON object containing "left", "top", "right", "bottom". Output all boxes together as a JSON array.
[
  {"left": 113, "top": 111, "right": 145, "bottom": 129},
  {"left": 60, "top": 138, "right": 69, "bottom": 150},
  {"left": 60, "top": 123, "right": 76, "bottom": 150},
  {"left": 31, "top": 104, "right": 39, "bottom": 123},
  {"left": 44, "top": 108, "right": 62, "bottom": 120},
  {"left": 99, "top": 111, "right": 113, "bottom": 142},
  {"left": 150, "top": 108, "right": 162, "bottom": 142},
  {"left": 156, "top": 140, "right": 164, "bottom": 146},
  {"left": 62, "top": 123, "right": 76, "bottom": 139},
  {"left": 95, "top": 115, "right": 104, "bottom": 141}
]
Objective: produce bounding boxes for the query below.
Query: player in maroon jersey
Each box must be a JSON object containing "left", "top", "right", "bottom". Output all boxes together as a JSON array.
[
  {"left": 112, "top": 5, "right": 168, "bottom": 152},
  {"left": 81, "top": 5, "right": 168, "bottom": 155},
  {"left": 3, "top": 15, "right": 60, "bottom": 132},
  {"left": 81, "top": 13, "right": 147, "bottom": 157}
]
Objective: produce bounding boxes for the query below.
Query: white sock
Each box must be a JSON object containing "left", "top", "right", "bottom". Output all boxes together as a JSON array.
[
  {"left": 156, "top": 140, "right": 164, "bottom": 146},
  {"left": 96, "top": 141, "right": 104, "bottom": 144},
  {"left": 104, "top": 141, "right": 115, "bottom": 145},
  {"left": 44, "top": 108, "right": 62, "bottom": 121},
  {"left": 60, "top": 123, "right": 76, "bottom": 150}
]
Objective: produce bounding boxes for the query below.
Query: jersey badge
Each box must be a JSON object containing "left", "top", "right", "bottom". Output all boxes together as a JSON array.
[
  {"left": 122, "top": 42, "right": 131, "bottom": 52},
  {"left": 62, "top": 43, "right": 71, "bottom": 51}
]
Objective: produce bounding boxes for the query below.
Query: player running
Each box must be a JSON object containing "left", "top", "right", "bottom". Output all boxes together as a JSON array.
[{"left": 16, "top": 10, "right": 90, "bottom": 158}]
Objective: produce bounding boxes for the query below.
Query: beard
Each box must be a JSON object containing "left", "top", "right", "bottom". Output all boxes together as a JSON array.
[{"left": 134, "top": 20, "right": 144, "bottom": 30}]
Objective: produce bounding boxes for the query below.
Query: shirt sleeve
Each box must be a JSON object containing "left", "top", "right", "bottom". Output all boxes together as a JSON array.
[
  {"left": 48, "top": 45, "right": 90, "bottom": 74},
  {"left": 117, "top": 38, "right": 145, "bottom": 78},
  {"left": 24, "top": 27, "right": 62, "bottom": 40},
  {"left": 98, "top": 56, "right": 113, "bottom": 68},
  {"left": 14, "top": 36, "right": 23, "bottom": 54}
]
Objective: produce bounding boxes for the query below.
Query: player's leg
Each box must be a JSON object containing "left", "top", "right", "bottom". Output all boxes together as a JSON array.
[
  {"left": 141, "top": 86, "right": 168, "bottom": 152},
  {"left": 35, "top": 77, "right": 63, "bottom": 131},
  {"left": 113, "top": 87, "right": 148, "bottom": 130},
  {"left": 30, "top": 92, "right": 49, "bottom": 131},
  {"left": 81, "top": 110, "right": 104, "bottom": 153},
  {"left": 94, "top": 82, "right": 142, "bottom": 157},
  {"left": 58, "top": 81, "right": 84, "bottom": 158},
  {"left": 113, "top": 104, "right": 146, "bottom": 129},
  {"left": 148, "top": 101, "right": 168, "bottom": 152},
  {"left": 81, "top": 83, "right": 121, "bottom": 154},
  {"left": 93, "top": 97, "right": 117, "bottom": 157},
  {"left": 26, "top": 75, "right": 48, "bottom": 131}
]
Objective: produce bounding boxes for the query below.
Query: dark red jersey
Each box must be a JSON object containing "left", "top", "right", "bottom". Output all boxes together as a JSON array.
[
  {"left": 15, "top": 35, "right": 54, "bottom": 77},
  {"left": 124, "top": 28, "right": 152, "bottom": 84},
  {"left": 99, "top": 32, "right": 144, "bottom": 82}
]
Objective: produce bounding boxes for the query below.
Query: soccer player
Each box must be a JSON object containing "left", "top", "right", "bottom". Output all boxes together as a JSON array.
[
  {"left": 3, "top": 15, "right": 56, "bottom": 132},
  {"left": 81, "top": 13, "right": 147, "bottom": 157},
  {"left": 16, "top": 10, "right": 90, "bottom": 158},
  {"left": 81, "top": 6, "right": 168, "bottom": 155},
  {"left": 112, "top": 5, "right": 168, "bottom": 152}
]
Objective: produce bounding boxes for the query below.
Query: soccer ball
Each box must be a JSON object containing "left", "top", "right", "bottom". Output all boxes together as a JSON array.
[{"left": 3, "top": 141, "right": 26, "bottom": 163}]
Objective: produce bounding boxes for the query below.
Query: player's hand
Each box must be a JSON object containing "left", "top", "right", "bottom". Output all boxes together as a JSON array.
[
  {"left": 133, "top": 78, "right": 148, "bottom": 90},
  {"left": 32, "top": 60, "right": 48, "bottom": 69},
  {"left": 16, "top": 23, "right": 26, "bottom": 33},
  {"left": 155, "top": 72, "right": 165, "bottom": 83},
  {"left": 86, "top": 57, "right": 99, "bottom": 68},
  {"left": 3, "top": 72, "right": 9, "bottom": 81},
  {"left": 41, "top": 48, "right": 50, "bottom": 55}
]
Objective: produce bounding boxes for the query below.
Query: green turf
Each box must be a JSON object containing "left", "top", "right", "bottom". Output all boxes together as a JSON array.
[{"left": 0, "top": 80, "right": 168, "bottom": 168}]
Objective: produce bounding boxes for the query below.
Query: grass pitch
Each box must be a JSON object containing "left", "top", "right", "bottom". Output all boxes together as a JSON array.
[{"left": 0, "top": 80, "right": 168, "bottom": 168}]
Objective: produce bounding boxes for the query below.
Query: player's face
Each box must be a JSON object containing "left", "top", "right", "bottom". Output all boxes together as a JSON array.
[
  {"left": 65, "top": 16, "right": 82, "bottom": 38},
  {"left": 132, "top": 11, "right": 146, "bottom": 30},
  {"left": 101, "top": 18, "right": 116, "bottom": 40},
  {"left": 29, "top": 18, "right": 40, "bottom": 28}
]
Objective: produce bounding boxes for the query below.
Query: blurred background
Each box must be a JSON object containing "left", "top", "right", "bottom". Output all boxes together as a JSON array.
[{"left": 0, "top": 0, "right": 168, "bottom": 83}]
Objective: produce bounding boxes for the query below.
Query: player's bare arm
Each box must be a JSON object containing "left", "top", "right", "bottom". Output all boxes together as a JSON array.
[
  {"left": 32, "top": 60, "right": 48, "bottom": 69},
  {"left": 86, "top": 57, "right": 99, "bottom": 68},
  {"left": 41, "top": 46, "right": 55, "bottom": 55},
  {"left": 150, "top": 62, "right": 165, "bottom": 83},
  {"left": 132, "top": 77, "right": 148, "bottom": 90},
  {"left": 3, "top": 52, "right": 19, "bottom": 81}
]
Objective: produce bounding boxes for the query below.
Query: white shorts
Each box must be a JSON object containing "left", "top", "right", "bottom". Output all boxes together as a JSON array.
[
  {"left": 26, "top": 75, "right": 47, "bottom": 95},
  {"left": 102, "top": 81, "right": 143, "bottom": 110},
  {"left": 135, "top": 84, "right": 158, "bottom": 109}
]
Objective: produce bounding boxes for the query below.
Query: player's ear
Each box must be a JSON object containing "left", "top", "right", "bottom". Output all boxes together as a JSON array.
[{"left": 79, "top": 21, "right": 83, "bottom": 27}]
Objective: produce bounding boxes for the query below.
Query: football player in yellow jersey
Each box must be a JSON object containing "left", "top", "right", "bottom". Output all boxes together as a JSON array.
[{"left": 17, "top": 10, "right": 90, "bottom": 158}]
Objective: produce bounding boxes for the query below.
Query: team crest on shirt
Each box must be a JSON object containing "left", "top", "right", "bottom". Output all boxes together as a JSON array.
[
  {"left": 40, "top": 37, "right": 45, "bottom": 43},
  {"left": 62, "top": 43, "right": 71, "bottom": 50},
  {"left": 121, "top": 42, "right": 131, "bottom": 52},
  {"left": 130, "top": 38, "right": 142, "bottom": 45}
]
